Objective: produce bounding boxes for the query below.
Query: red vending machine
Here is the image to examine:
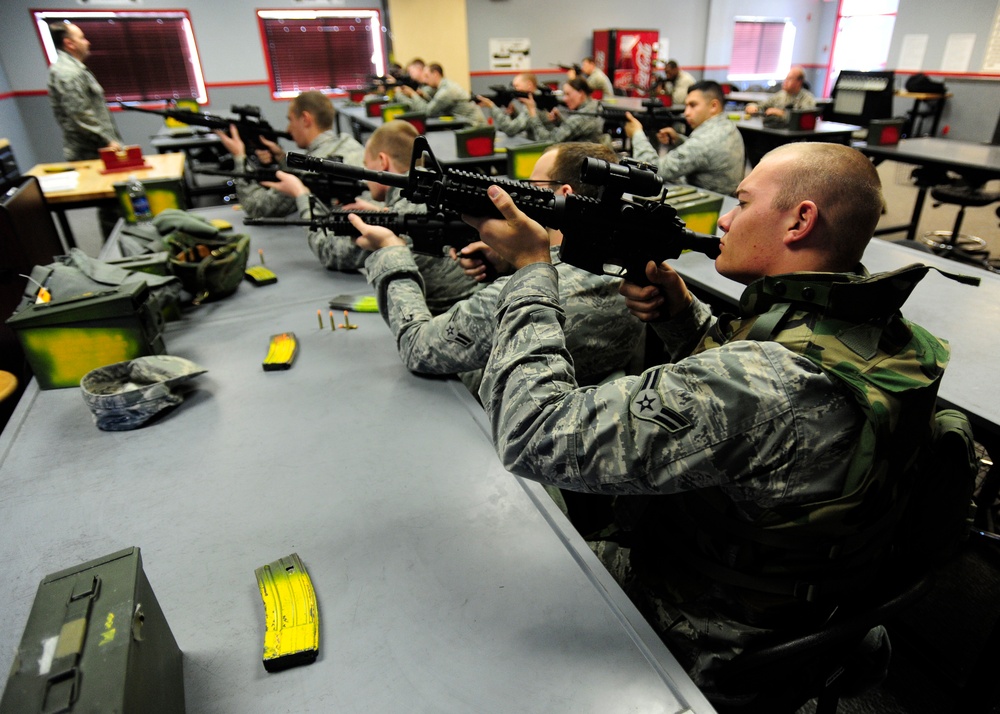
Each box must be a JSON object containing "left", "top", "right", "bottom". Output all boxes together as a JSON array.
[{"left": 592, "top": 29, "right": 659, "bottom": 96}]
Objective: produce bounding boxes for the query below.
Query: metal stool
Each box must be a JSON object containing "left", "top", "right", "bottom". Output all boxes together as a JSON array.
[{"left": 920, "top": 183, "right": 1000, "bottom": 260}]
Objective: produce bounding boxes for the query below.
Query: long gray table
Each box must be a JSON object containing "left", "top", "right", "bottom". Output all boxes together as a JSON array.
[
  {"left": 860, "top": 137, "right": 1000, "bottom": 242},
  {"left": 0, "top": 207, "right": 715, "bottom": 713}
]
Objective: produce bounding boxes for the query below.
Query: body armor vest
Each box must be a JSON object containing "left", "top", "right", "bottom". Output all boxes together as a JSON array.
[{"left": 630, "top": 264, "right": 962, "bottom": 625}]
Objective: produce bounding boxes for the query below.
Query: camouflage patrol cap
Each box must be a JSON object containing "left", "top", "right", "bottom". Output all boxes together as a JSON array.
[{"left": 80, "top": 355, "right": 207, "bottom": 431}]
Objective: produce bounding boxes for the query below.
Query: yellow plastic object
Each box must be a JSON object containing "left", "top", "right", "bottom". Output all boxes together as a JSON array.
[
  {"left": 209, "top": 218, "right": 233, "bottom": 231},
  {"left": 262, "top": 332, "right": 297, "bottom": 371},
  {"left": 254, "top": 553, "right": 319, "bottom": 672}
]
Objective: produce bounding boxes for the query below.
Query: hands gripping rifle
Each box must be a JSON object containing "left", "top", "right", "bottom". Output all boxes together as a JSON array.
[
  {"left": 194, "top": 164, "right": 366, "bottom": 205},
  {"left": 244, "top": 210, "right": 478, "bottom": 258},
  {"left": 478, "top": 85, "right": 561, "bottom": 111},
  {"left": 285, "top": 136, "right": 720, "bottom": 285},
  {"left": 119, "top": 103, "right": 292, "bottom": 155}
]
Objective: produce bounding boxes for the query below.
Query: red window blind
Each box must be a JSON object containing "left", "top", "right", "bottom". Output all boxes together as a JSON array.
[
  {"left": 34, "top": 12, "right": 206, "bottom": 104},
  {"left": 730, "top": 21, "right": 788, "bottom": 76},
  {"left": 258, "top": 12, "right": 384, "bottom": 98}
]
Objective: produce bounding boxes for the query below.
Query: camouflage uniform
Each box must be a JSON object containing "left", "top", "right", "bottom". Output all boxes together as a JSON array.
[
  {"left": 585, "top": 67, "right": 616, "bottom": 98},
  {"left": 759, "top": 88, "right": 817, "bottom": 113},
  {"left": 478, "top": 262, "right": 949, "bottom": 695},
  {"left": 47, "top": 50, "right": 122, "bottom": 161},
  {"left": 235, "top": 130, "right": 364, "bottom": 219},
  {"left": 296, "top": 187, "right": 479, "bottom": 314},
  {"left": 397, "top": 78, "right": 486, "bottom": 125},
  {"left": 365, "top": 244, "right": 645, "bottom": 390},
  {"left": 631, "top": 112, "right": 745, "bottom": 195},
  {"left": 527, "top": 98, "right": 604, "bottom": 144},
  {"left": 483, "top": 102, "right": 545, "bottom": 140},
  {"left": 663, "top": 69, "right": 697, "bottom": 106}
]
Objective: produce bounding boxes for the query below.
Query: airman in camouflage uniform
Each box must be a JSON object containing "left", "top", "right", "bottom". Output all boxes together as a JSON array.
[
  {"left": 468, "top": 142, "right": 952, "bottom": 702},
  {"left": 579, "top": 57, "right": 616, "bottom": 99},
  {"left": 264, "top": 120, "right": 479, "bottom": 314},
  {"left": 746, "top": 66, "right": 817, "bottom": 119},
  {"left": 475, "top": 73, "right": 551, "bottom": 140},
  {"left": 351, "top": 141, "right": 645, "bottom": 390},
  {"left": 47, "top": 22, "right": 123, "bottom": 162},
  {"left": 395, "top": 63, "right": 486, "bottom": 126},
  {"left": 628, "top": 80, "right": 745, "bottom": 196},
  {"left": 215, "top": 91, "right": 364, "bottom": 219},
  {"left": 527, "top": 78, "right": 604, "bottom": 144}
]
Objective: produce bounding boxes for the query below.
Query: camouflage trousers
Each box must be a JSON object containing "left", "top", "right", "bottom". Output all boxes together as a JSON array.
[{"left": 589, "top": 539, "right": 774, "bottom": 698}]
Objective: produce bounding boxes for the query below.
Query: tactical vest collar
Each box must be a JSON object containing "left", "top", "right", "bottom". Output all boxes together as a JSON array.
[{"left": 738, "top": 263, "right": 980, "bottom": 323}]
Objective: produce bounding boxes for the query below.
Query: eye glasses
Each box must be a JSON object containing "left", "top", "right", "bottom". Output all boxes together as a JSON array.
[{"left": 523, "top": 179, "right": 563, "bottom": 187}]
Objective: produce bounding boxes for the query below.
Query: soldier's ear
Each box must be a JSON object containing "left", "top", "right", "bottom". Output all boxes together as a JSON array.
[{"left": 783, "top": 200, "right": 819, "bottom": 246}]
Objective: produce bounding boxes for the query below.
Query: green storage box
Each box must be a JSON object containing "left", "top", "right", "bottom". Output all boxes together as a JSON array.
[
  {"left": 663, "top": 186, "right": 724, "bottom": 235},
  {"left": 0, "top": 547, "right": 184, "bottom": 714},
  {"left": 6, "top": 282, "right": 166, "bottom": 390}
]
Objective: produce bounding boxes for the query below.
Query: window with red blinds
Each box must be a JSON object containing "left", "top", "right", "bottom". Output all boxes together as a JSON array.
[
  {"left": 34, "top": 11, "right": 206, "bottom": 104},
  {"left": 730, "top": 21, "right": 787, "bottom": 76},
  {"left": 258, "top": 12, "right": 385, "bottom": 98}
]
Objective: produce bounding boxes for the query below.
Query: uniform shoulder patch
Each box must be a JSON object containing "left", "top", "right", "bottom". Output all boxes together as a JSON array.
[
  {"left": 445, "top": 318, "right": 474, "bottom": 348},
  {"left": 629, "top": 369, "right": 691, "bottom": 433}
]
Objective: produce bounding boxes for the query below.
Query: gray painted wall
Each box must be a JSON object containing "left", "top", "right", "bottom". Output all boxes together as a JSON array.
[{"left": 1, "top": 0, "right": 997, "bottom": 171}]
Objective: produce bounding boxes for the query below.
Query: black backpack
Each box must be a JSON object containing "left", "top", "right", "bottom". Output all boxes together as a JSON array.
[{"left": 905, "top": 73, "right": 946, "bottom": 94}]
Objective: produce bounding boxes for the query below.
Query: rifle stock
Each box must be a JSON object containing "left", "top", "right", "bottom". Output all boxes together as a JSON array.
[
  {"left": 286, "top": 136, "right": 720, "bottom": 285},
  {"left": 119, "top": 103, "right": 292, "bottom": 154},
  {"left": 245, "top": 210, "right": 478, "bottom": 258}
]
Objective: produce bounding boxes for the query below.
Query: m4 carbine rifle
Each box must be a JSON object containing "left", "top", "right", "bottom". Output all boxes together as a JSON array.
[
  {"left": 480, "top": 85, "right": 561, "bottom": 111},
  {"left": 285, "top": 136, "right": 720, "bottom": 284},
  {"left": 119, "top": 103, "right": 292, "bottom": 155},
  {"left": 244, "top": 210, "right": 478, "bottom": 258},
  {"left": 566, "top": 101, "right": 682, "bottom": 142},
  {"left": 194, "top": 164, "right": 366, "bottom": 205}
]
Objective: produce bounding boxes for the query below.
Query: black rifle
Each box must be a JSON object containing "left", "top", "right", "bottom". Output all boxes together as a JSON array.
[
  {"left": 119, "top": 103, "right": 292, "bottom": 155},
  {"left": 193, "top": 165, "right": 365, "bottom": 205},
  {"left": 557, "top": 63, "right": 583, "bottom": 76},
  {"left": 285, "top": 136, "right": 720, "bottom": 284},
  {"left": 478, "top": 85, "right": 561, "bottom": 112},
  {"left": 369, "top": 74, "right": 422, "bottom": 91},
  {"left": 244, "top": 210, "right": 478, "bottom": 258},
  {"left": 566, "top": 102, "right": 683, "bottom": 141}
]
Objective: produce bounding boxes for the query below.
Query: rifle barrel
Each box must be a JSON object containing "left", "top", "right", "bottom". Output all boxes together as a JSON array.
[{"left": 287, "top": 152, "right": 409, "bottom": 191}]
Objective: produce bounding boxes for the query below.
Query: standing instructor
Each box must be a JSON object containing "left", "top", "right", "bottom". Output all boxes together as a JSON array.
[{"left": 47, "top": 22, "right": 122, "bottom": 162}]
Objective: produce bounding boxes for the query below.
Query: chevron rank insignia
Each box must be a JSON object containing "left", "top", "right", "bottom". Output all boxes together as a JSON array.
[{"left": 629, "top": 370, "right": 691, "bottom": 433}]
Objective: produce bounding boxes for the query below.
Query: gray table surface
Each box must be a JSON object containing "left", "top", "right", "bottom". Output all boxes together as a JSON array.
[
  {"left": 860, "top": 137, "right": 1000, "bottom": 178},
  {"left": 0, "top": 207, "right": 715, "bottom": 713}
]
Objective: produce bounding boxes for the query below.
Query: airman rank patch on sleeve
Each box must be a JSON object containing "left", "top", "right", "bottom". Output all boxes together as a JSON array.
[
  {"left": 630, "top": 369, "right": 691, "bottom": 433},
  {"left": 445, "top": 320, "right": 474, "bottom": 348}
]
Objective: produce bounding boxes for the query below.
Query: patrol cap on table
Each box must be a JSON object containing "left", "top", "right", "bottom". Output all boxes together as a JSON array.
[{"left": 80, "top": 355, "right": 207, "bottom": 431}]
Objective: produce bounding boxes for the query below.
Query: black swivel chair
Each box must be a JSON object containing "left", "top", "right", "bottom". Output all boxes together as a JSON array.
[
  {"left": 710, "top": 408, "right": 979, "bottom": 714},
  {"left": 922, "top": 180, "right": 1000, "bottom": 262}
]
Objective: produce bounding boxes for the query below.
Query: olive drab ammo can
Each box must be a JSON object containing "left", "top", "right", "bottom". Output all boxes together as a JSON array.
[
  {"left": 0, "top": 547, "right": 185, "bottom": 714},
  {"left": 5, "top": 282, "right": 166, "bottom": 389}
]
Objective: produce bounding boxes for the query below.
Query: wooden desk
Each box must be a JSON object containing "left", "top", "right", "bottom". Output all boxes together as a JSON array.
[
  {"left": 860, "top": 137, "right": 1000, "bottom": 242},
  {"left": 735, "top": 117, "right": 861, "bottom": 166},
  {"left": 25, "top": 152, "right": 186, "bottom": 248},
  {"left": 0, "top": 206, "right": 716, "bottom": 714}
]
